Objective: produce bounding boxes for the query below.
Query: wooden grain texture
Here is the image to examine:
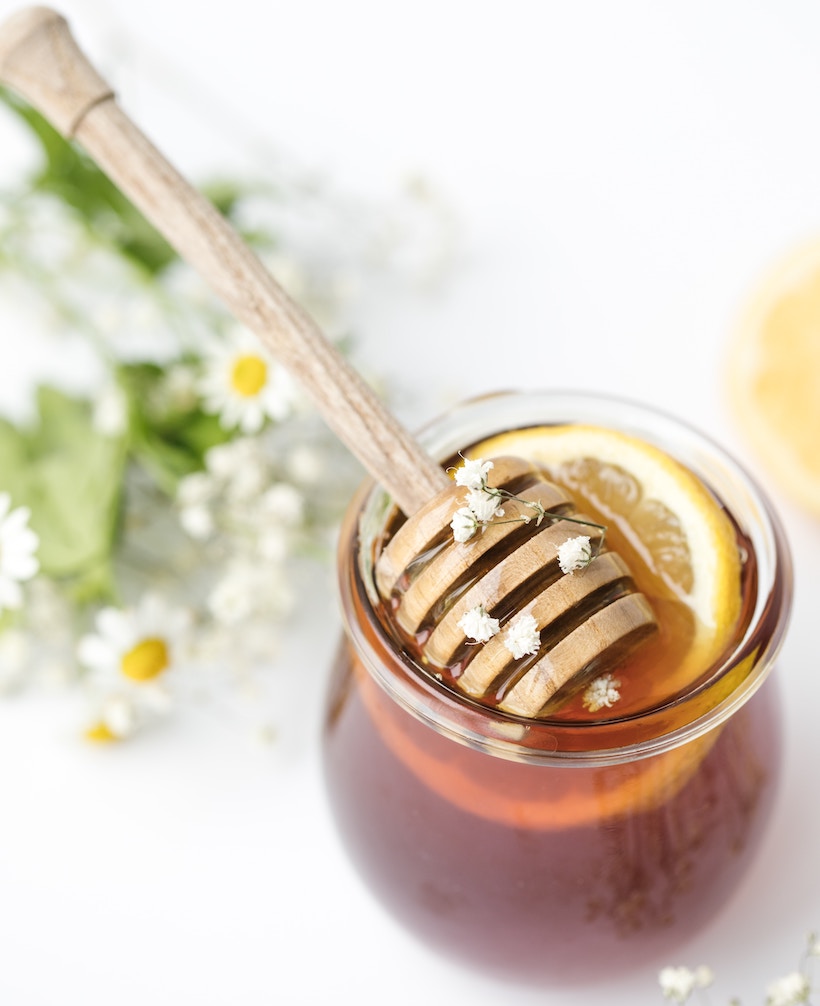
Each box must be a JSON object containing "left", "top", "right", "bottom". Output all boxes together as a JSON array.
[
  {"left": 0, "top": 7, "right": 447, "bottom": 516},
  {"left": 395, "top": 480, "right": 570, "bottom": 636},
  {"left": 425, "top": 516, "right": 606, "bottom": 667},
  {"left": 374, "top": 455, "right": 538, "bottom": 596},
  {"left": 498, "top": 593, "right": 657, "bottom": 717}
]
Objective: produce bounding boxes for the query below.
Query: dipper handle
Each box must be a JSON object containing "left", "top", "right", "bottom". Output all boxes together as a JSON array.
[{"left": 0, "top": 6, "right": 448, "bottom": 514}]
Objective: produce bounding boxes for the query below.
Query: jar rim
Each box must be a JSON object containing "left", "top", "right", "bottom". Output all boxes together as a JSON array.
[{"left": 338, "top": 390, "right": 793, "bottom": 765}]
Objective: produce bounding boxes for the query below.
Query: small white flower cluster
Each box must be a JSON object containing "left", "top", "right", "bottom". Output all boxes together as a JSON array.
[
  {"left": 659, "top": 965, "right": 714, "bottom": 1003},
  {"left": 448, "top": 458, "right": 608, "bottom": 703},
  {"left": 767, "top": 972, "right": 812, "bottom": 1006},
  {"left": 457, "top": 606, "right": 541, "bottom": 659},
  {"left": 450, "top": 458, "right": 505, "bottom": 544},
  {"left": 448, "top": 458, "right": 597, "bottom": 576},
  {"left": 176, "top": 432, "right": 327, "bottom": 637},
  {"left": 582, "top": 672, "right": 622, "bottom": 712},
  {"left": 557, "top": 534, "right": 593, "bottom": 574},
  {"left": 0, "top": 493, "right": 39, "bottom": 616},
  {"left": 659, "top": 931, "right": 820, "bottom": 1005}
]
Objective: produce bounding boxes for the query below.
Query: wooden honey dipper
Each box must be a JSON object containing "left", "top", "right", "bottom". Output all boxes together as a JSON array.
[{"left": 0, "top": 7, "right": 657, "bottom": 718}]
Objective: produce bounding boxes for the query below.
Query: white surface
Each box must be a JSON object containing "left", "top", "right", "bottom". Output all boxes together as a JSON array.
[{"left": 0, "top": 1, "right": 819, "bottom": 1003}]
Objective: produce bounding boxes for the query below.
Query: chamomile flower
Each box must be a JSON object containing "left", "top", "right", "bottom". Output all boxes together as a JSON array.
[
  {"left": 200, "top": 327, "right": 299, "bottom": 434},
  {"left": 78, "top": 594, "right": 191, "bottom": 739},
  {"left": 0, "top": 493, "right": 40, "bottom": 614}
]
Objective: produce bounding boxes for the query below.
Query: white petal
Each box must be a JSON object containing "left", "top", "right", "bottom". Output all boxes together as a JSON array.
[
  {"left": 0, "top": 577, "right": 22, "bottom": 611},
  {"left": 77, "top": 634, "right": 118, "bottom": 672},
  {"left": 1, "top": 553, "right": 39, "bottom": 581},
  {"left": 95, "top": 608, "right": 134, "bottom": 650},
  {"left": 0, "top": 505, "right": 31, "bottom": 539}
]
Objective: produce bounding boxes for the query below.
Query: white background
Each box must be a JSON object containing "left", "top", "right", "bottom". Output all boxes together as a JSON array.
[{"left": 0, "top": 2, "right": 819, "bottom": 1003}]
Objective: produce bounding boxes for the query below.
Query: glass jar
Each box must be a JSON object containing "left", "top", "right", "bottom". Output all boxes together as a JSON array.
[{"left": 322, "top": 391, "right": 792, "bottom": 985}]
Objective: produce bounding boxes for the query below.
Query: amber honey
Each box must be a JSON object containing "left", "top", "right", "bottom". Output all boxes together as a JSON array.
[{"left": 321, "top": 392, "right": 791, "bottom": 984}]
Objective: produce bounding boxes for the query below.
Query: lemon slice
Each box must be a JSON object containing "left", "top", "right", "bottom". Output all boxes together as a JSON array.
[
  {"left": 472, "top": 424, "right": 742, "bottom": 690},
  {"left": 727, "top": 239, "right": 820, "bottom": 517}
]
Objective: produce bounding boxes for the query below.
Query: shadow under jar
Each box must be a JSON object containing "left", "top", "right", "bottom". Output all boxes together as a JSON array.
[{"left": 322, "top": 391, "right": 792, "bottom": 986}]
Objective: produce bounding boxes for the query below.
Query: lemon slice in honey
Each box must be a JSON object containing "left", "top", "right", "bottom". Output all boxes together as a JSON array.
[{"left": 472, "top": 424, "right": 742, "bottom": 690}]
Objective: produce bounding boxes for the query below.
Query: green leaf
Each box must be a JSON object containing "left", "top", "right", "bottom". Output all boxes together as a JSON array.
[
  {"left": 0, "top": 387, "right": 128, "bottom": 602},
  {"left": 0, "top": 86, "right": 177, "bottom": 276},
  {"left": 118, "top": 362, "right": 230, "bottom": 494}
]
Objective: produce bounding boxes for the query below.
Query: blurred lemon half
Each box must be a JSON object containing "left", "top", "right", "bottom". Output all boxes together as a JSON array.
[{"left": 727, "top": 240, "right": 820, "bottom": 517}]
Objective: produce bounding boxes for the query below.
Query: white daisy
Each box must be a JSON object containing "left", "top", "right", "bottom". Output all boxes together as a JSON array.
[
  {"left": 199, "top": 327, "right": 299, "bottom": 434},
  {"left": 78, "top": 594, "right": 191, "bottom": 739},
  {"left": 0, "top": 493, "right": 40, "bottom": 614}
]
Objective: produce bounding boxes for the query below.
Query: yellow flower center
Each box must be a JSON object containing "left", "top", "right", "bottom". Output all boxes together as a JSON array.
[
  {"left": 230, "top": 354, "right": 268, "bottom": 397},
  {"left": 120, "top": 637, "right": 169, "bottom": 682},
  {"left": 85, "top": 721, "right": 119, "bottom": 743}
]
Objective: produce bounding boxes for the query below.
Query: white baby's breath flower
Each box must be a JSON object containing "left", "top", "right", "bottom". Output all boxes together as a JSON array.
[
  {"left": 659, "top": 966, "right": 698, "bottom": 1003},
  {"left": 557, "top": 534, "right": 593, "bottom": 574},
  {"left": 261, "top": 483, "right": 305, "bottom": 526},
  {"left": 0, "top": 493, "right": 40, "bottom": 614},
  {"left": 177, "top": 471, "right": 218, "bottom": 540},
  {"left": 766, "top": 972, "right": 811, "bottom": 1006},
  {"left": 179, "top": 504, "right": 215, "bottom": 540},
  {"left": 286, "top": 444, "right": 323, "bottom": 485},
  {"left": 258, "top": 527, "right": 290, "bottom": 562},
  {"left": 465, "top": 488, "right": 505, "bottom": 523},
  {"left": 454, "top": 457, "right": 493, "bottom": 490},
  {"left": 503, "top": 613, "right": 541, "bottom": 659},
  {"left": 177, "top": 471, "right": 217, "bottom": 508},
  {"left": 207, "top": 561, "right": 294, "bottom": 627},
  {"left": 457, "top": 604, "right": 500, "bottom": 644},
  {"left": 0, "top": 629, "right": 30, "bottom": 694},
  {"left": 92, "top": 383, "right": 128, "bottom": 437},
  {"left": 693, "top": 966, "right": 714, "bottom": 990},
  {"left": 583, "top": 673, "right": 622, "bottom": 712},
  {"left": 200, "top": 327, "right": 299, "bottom": 434},
  {"left": 451, "top": 506, "right": 479, "bottom": 543},
  {"left": 161, "top": 363, "right": 199, "bottom": 412},
  {"left": 205, "top": 436, "right": 270, "bottom": 483}
]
